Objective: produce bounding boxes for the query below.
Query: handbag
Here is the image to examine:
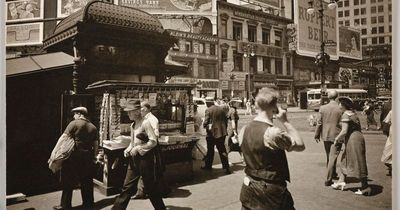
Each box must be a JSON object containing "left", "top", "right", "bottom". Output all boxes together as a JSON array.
[{"left": 48, "top": 134, "right": 75, "bottom": 173}]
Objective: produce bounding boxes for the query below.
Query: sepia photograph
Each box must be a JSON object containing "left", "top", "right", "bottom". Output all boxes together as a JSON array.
[{"left": 1, "top": 0, "right": 397, "bottom": 209}]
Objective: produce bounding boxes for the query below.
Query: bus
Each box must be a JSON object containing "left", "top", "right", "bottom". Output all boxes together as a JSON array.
[{"left": 307, "top": 88, "right": 368, "bottom": 111}]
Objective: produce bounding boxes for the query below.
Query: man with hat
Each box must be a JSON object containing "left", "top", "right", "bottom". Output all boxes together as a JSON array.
[
  {"left": 54, "top": 106, "right": 98, "bottom": 210},
  {"left": 112, "top": 100, "right": 166, "bottom": 210}
]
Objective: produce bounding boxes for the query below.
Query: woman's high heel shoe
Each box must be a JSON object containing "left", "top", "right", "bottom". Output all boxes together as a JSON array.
[
  {"left": 331, "top": 182, "right": 346, "bottom": 191},
  {"left": 355, "top": 187, "right": 372, "bottom": 196}
]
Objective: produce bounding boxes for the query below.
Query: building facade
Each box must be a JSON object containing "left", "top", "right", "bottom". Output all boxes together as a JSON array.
[
  {"left": 336, "top": 0, "right": 392, "bottom": 96},
  {"left": 217, "top": 0, "right": 294, "bottom": 104}
]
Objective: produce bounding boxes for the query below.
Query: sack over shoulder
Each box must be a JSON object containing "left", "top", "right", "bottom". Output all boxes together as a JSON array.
[{"left": 48, "top": 134, "right": 75, "bottom": 173}]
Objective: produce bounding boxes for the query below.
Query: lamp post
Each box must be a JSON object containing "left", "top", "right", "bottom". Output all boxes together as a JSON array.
[
  {"left": 307, "top": 0, "right": 338, "bottom": 105},
  {"left": 243, "top": 44, "right": 256, "bottom": 101}
]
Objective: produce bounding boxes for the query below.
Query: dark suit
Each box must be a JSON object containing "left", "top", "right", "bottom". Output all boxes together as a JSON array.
[
  {"left": 314, "top": 100, "right": 343, "bottom": 183},
  {"left": 203, "top": 105, "right": 229, "bottom": 169}
]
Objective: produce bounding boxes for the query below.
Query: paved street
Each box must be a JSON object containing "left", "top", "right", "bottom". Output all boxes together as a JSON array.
[{"left": 7, "top": 109, "right": 392, "bottom": 210}]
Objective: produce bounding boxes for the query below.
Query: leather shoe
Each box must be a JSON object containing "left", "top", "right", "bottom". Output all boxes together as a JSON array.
[
  {"left": 324, "top": 180, "right": 333, "bottom": 186},
  {"left": 201, "top": 166, "right": 212, "bottom": 171}
]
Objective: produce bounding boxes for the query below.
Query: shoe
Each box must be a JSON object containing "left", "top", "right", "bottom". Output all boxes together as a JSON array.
[
  {"left": 132, "top": 193, "right": 148, "bottom": 199},
  {"left": 201, "top": 166, "right": 212, "bottom": 171},
  {"left": 53, "top": 206, "right": 70, "bottom": 210},
  {"left": 331, "top": 182, "right": 346, "bottom": 191},
  {"left": 355, "top": 187, "right": 372, "bottom": 196},
  {"left": 324, "top": 180, "right": 333, "bottom": 186},
  {"left": 225, "top": 169, "right": 232, "bottom": 174}
]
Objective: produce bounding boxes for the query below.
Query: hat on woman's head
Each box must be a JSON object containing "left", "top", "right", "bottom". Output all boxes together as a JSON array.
[
  {"left": 124, "top": 99, "right": 141, "bottom": 111},
  {"left": 338, "top": 97, "right": 353, "bottom": 110}
]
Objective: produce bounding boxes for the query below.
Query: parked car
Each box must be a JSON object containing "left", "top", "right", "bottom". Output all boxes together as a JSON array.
[{"left": 193, "top": 97, "right": 207, "bottom": 118}]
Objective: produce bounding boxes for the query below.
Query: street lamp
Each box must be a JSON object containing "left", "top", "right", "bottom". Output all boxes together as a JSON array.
[
  {"left": 243, "top": 44, "right": 256, "bottom": 100},
  {"left": 307, "top": 0, "right": 338, "bottom": 105}
]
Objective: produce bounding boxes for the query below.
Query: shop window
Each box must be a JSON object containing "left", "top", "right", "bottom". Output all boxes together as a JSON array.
[
  {"left": 361, "top": 8, "right": 366, "bottom": 15},
  {"left": 338, "top": 11, "right": 343, "bottom": 17},
  {"left": 378, "top": 26, "right": 384, "bottom": 33},
  {"left": 220, "top": 19, "right": 227, "bottom": 38},
  {"left": 371, "top": 17, "right": 377, "bottom": 24},
  {"left": 372, "top": 37, "right": 377, "bottom": 44},
  {"left": 362, "top": 38, "right": 367, "bottom": 45},
  {"left": 378, "top": 16, "right": 384, "bottom": 23},
  {"left": 233, "top": 22, "right": 242, "bottom": 41},
  {"left": 262, "top": 28, "right": 270, "bottom": 45},
  {"left": 263, "top": 57, "right": 271, "bottom": 73},
  {"left": 185, "top": 41, "right": 192, "bottom": 52},
  {"left": 378, "top": 5, "right": 383, "bottom": 13},
  {"left": 249, "top": 57, "right": 257, "bottom": 74},
  {"left": 344, "top": 10, "right": 349, "bottom": 17},
  {"left": 371, "top": 6, "right": 376, "bottom": 13},
  {"left": 379, "top": 37, "right": 385, "bottom": 44},
  {"left": 354, "top": 9, "right": 359, "bottom": 16},
  {"left": 275, "top": 58, "right": 282, "bottom": 75},
  {"left": 210, "top": 44, "right": 216, "bottom": 55},
  {"left": 248, "top": 25, "right": 257, "bottom": 43},
  {"left": 362, "top": 28, "right": 367, "bottom": 35},
  {"left": 274, "top": 31, "right": 282, "bottom": 47},
  {"left": 233, "top": 51, "right": 243, "bottom": 71}
]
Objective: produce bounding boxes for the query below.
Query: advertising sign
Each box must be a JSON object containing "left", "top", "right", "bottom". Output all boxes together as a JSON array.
[
  {"left": 294, "top": 0, "right": 338, "bottom": 60},
  {"left": 247, "top": 0, "right": 279, "bottom": 8},
  {"left": 118, "top": 0, "right": 212, "bottom": 14},
  {"left": 5, "top": 0, "right": 43, "bottom": 22},
  {"left": 6, "top": 23, "right": 43, "bottom": 46},
  {"left": 57, "top": 0, "right": 90, "bottom": 17},
  {"left": 339, "top": 27, "right": 362, "bottom": 60}
]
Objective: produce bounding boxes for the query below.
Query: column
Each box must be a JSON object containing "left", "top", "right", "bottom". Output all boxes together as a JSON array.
[
  {"left": 243, "top": 20, "right": 248, "bottom": 42},
  {"left": 271, "top": 58, "right": 276, "bottom": 74},
  {"left": 193, "top": 58, "right": 199, "bottom": 78},
  {"left": 282, "top": 53, "right": 287, "bottom": 75}
]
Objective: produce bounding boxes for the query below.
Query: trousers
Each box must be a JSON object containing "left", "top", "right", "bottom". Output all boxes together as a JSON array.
[
  {"left": 324, "top": 141, "right": 342, "bottom": 182},
  {"left": 205, "top": 135, "right": 229, "bottom": 169}
]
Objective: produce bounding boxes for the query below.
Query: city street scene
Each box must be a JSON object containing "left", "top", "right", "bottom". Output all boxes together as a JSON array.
[{"left": 3, "top": 0, "right": 393, "bottom": 209}]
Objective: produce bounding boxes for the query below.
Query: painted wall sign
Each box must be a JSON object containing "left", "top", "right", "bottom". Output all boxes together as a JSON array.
[
  {"left": 339, "top": 26, "right": 362, "bottom": 60},
  {"left": 5, "top": 0, "right": 43, "bottom": 22},
  {"left": 294, "top": 0, "right": 338, "bottom": 60},
  {"left": 6, "top": 23, "right": 43, "bottom": 46}
]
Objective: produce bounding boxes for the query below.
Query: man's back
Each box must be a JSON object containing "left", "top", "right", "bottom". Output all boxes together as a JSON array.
[
  {"left": 316, "top": 101, "right": 342, "bottom": 142},
  {"left": 204, "top": 105, "right": 228, "bottom": 138}
]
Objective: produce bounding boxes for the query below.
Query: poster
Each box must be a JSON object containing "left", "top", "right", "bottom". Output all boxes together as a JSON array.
[
  {"left": 339, "top": 26, "right": 362, "bottom": 60},
  {"left": 5, "top": 0, "right": 43, "bottom": 22},
  {"left": 6, "top": 22, "right": 43, "bottom": 46},
  {"left": 57, "top": 0, "right": 90, "bottom": 17},
  {"left": 118, "top": 0, "right": 212, "bottom": 13}
]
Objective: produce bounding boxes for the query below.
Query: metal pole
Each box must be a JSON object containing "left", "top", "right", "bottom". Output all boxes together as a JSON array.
[
  {"left": 319, "top": 2, "right": 328, "bottom": 105},
  {"left": 247, "top": 57, "right": 251, "bottom": 100}
]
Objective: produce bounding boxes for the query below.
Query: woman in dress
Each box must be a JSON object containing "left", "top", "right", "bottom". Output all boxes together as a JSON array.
[
  {"left": 331, "top": 97, "right": 371, "bottom": 196},
  {"left": 381, "top": 110, "right": 392, "bottom": 176}
]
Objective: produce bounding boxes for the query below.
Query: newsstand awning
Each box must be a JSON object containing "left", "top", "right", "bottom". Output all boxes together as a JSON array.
[{"left": 6, "top": 52, "right": 74, "bottom": 77}]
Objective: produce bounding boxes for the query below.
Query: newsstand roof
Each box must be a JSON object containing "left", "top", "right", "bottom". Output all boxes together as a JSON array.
[{"left": 43, "top": 1, "right": 170, "bottom": 50}]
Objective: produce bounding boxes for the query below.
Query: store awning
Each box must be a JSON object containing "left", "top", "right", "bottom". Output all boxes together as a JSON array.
[{"left": 6, "top": 52, "right": 74, "bottom": 77}]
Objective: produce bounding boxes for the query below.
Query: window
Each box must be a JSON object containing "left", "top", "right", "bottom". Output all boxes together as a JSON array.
[
  {"left": 372, "top": 37, "right": 377, "bottom": 44},
  {"left": 371, "top": 0, "right": 376, "bottom": 3},
  {"left": 361, "top": 0, "right": 366, "bottom": 4},
  {"left": 221, "top": 48, "right": 227, "bottom": 62},
  {"left": 389, "top": 25, "right": 392, "bottom": 32},
  {"left": 371, "top": 17, "right": 377, "bottom": 24},
  {"left": 275, "top": 58, "right": 283, "bottom": 75},
  {"left": 362, "top": 38, "right": 367, "bottom": 45},
  {"left": 262, "top": 28, "right": 270, "bottom": 45},
  {"left": 354, "top": 0, "right": 359, "bottom": 5},
  {"left": 379, "top": 37, "right": 385, "bottom": 44},
  {"left": 378, "top": 16, "right": 384, "bottom": 23},
  {"left": 275, "top": 31, "right": 282, "bottom": 47},
  {"left": 378, "top": 0, "right": 383, "bottom": 2},
  {"left": 249, "top": 57, "right": 257, "bottom": 74},
  {"left": 263, "top": 57, "right": 271, "bottom": 73},
  {"left": 371, "top": 6, "right": 376, "bottom": 13},
  {"left": 354, "top": 19, "right": 360, "bottom": 26},
  {"left": 344, "top": 10, "right": 350, "bottom": 17},
  {"left": 345, "top": 20, "right": 350, "bottom": 26},
  {"left": 371, "top": 27, "right": 377, "bottom": 34},
  {"left": 338, "top": 11, "right": 343, "bottom": 17},
  {"left": 233, "top": 22, "right": 242, "bottom": 40},
  {"left": 361, "top": 8, "right": 366, "bottom": 15},
  {"left": 389, "top": 15, "right": 392, "bottom": 22},
  {"left": 198, "top": 43, "right": 205, "bottom": 54},
  {"left": 339, "top": 21, "right": 343, "bottom": 26},
  {"left": 286, "top": 60, "right": 291, "bottom": 75},
  {"left": 248, "top": 25, "right": 257, "bottom": 43},
  {"left": 361, "top": 18, "right": 366, "bottom": 25},
  {"left": 185, "top": 41, "right": 192, "bottom": 52},
  {"left": 354, "top": 9, "right": 359, "bottom": 15},
  {"left": 233, "top": 51, "right": 243, "bottom": 71},
  {"left": 378, "top": 26, "right": 384, "bottom": 33},
  {"left": 362, "top": 28, "right": 367, "bottom": 35},
  {"left": 378, "top": 5, "right": 383, "bottom": 12},
  {"left": 220, "top": 19, "right": 227, "bottom": 38},
  {"left": 338, "top": 1, "right": 343, "bottom": 7},
  {"left": 389, "top": 4, "right": 391, "bottom": 12},
  {"left": 344, "top": 0, "right": 349, "bottom": 6}
]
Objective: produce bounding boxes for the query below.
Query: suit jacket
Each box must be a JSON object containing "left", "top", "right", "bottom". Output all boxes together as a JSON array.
[
  {"left": 314, "top": 100, "right": 343, "bottom": 142},
  {"left": 203, "top": 105, "right": 228, "bottom": 139}
]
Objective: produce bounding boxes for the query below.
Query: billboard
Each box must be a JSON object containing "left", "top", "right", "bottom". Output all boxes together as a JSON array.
[
  {"left": 5, "top": 0, "right": 44, "bottom": 22},
  {"left": 117, "top": 0, "right": 212, "bottom": 14},
  {"left": 247, "top": 0, "right": 279, "bottom": 8},
  {"left": 57, "top": 0, "right": 90, "bottom": 17},
  {"left": 339, "top": 27, "right": 362, "bottom": 60},
  {"left": 294, "top": 0, "right": 338, "bottom": 60},
  {"left": 6, "top": 23, "right": 43, "bottom": 46}
]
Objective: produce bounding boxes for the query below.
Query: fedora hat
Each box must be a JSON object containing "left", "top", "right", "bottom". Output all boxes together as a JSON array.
[
  {"left": 71, "top": 106, "right": 88, "bottom": 114},
  {"left": 124, "top": 99, "right": 141, "bottom": 111}
]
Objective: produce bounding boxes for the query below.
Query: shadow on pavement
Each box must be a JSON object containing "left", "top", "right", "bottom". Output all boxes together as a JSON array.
[
  {"left": 345, "top": 184, "right": 383, "bottom": 196},
  {"left": 166, "top": 205, "right": 193, "bottom": 210},
  {"left": 168, "top": 188, "right": 192, "bottom": 198},
  {"left": 71, "top": 197, "right": 115, "bottom": 210}
]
